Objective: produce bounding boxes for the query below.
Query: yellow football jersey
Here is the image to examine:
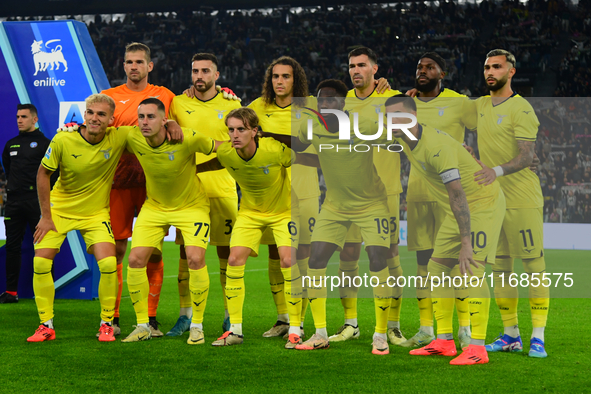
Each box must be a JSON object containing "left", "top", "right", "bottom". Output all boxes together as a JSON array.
[
  {"left": 168, "top": 92, "right": 241, "bottom": 199},
  {"left": 126, "top": 127, "right": 214, "bottom": 211},
  {"left": 476, "top": 94, "right": 543, "bottom": 209},
  {"left": 397, "top": 125, "right": 501, "bottom": 215},
  {"left": 248, "top": 97, "right": 320, "bottom": 200},
  {"left": 41, "top": 127, "right": 131, "bottom": 219},
  {"left": 217, "top": 137, "right": 291, "bottom": 216},
  {"left": 409, "top": 88, "right": 478, "bottom": 202},
  {"left": 297, "top": 113, "right": 389, "bottom": 213},
  {"left": 346, "top": 87, "right": 402, "bottom": 195}
]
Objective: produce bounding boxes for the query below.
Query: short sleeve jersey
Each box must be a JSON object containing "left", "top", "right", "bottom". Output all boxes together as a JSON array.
[
  {"left": 409, "top": 88, "right": 478, "bottom": 202},
  {"left": 41, "top": 127, "right": 132, "bottom": 219},
  {"left": 397, "top": 125, "right": 501, "bottom": 215},
  {"left": 168, "top": 92, "right": 241, "bottom": 198},
  {"left": 476, "top": 94, "right": 543, "bottom": 209},
  {"left": 126, "top": 127, "right": 214, "bottom": 211},
  {"left": 216, "top": 138, "right": 291, "bottom": 216},
  {"left": 101, "top": 83, "right": 176, "bottom": 189},
  {"left": 298, "top": 113, "right": 388, "bottom": 213},
  {"left": 248, "top": 97, "right": 320, "bottom": 200},
  {"left": 346, "top": 87, "right": 402, "bottom": 195}
]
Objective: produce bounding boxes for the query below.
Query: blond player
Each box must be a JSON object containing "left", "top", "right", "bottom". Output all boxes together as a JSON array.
[
  {"left": 29, "top": 94, "right": 131, "bottom": 343},
  {"left": 195, "top": 108, "right": 301, "bottom": 349}
]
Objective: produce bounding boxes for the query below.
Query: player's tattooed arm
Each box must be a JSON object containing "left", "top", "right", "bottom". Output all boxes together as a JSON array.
[
  {"left": 197, "top": 158, "right": 224, "bottom": 173},
  {"left": 474, "top": 140, "right": 535, "bottom": 185},
  {"left": 34, "top": 165, "right": 57, "bottom": 244},
  {"left": 500, "top": 140, "right": 535, "bottom": 176},
  {"left": 445, "top": 179, "right": 479, "bottom": 275}
]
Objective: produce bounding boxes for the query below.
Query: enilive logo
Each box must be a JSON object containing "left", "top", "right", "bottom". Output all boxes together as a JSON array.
[
  {"left": 31, "top": 39, "right": 68, "bottom": 87},
  {"left": 304, "top": 108, "right": 417, "bottom": 152}
]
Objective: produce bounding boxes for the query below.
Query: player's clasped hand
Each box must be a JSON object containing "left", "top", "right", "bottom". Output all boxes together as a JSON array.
[
  {"left": 34, "top": 217, "right": 57, "bottom": 245},
  {"left": 165, "top": 121, "right": 184, "bottom": 143},
  {"left": 474, "top": 158, "right": 497, "bottom": 185}
]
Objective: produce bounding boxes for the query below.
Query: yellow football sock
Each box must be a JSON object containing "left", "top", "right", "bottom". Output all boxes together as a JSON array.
[
  {"left": 189, "top": 266, "right": 210, "bottom": 324},
  {"left": 339, "top": 260, "right": 359, "bottom": 319},
  {"left": 417, "top": 264, "right": 433, "bottom": 327},
  {"left": 493, "top": 257, "right": 519, "bottom": 327},
  {"left": 524, "top": 256, "right": 550, "bottom": 328},
  {"left": 297, "top": 258, "right": 309, "bottom": 323},
  {"left": 226, "top": 265, "right": 245, "bottom": 324},
  {"left": 387, "top": 256, "right": 403, "bottom": 323},
  {"left": 269, "top": 258, "right": 287, "bottom": 315},
  {"left": 33, "top": 257, "right": 55, "bottom": 324},
  {"left": 178, "top": 258, "right": 191, "bottom": 308},
  {"left": 468, "top": 265, "right": 490, "bottom": 341},
  {"left": 127, "top": 266, "right": 149, "bottom": 324},
  {"left": 451, "top": 265, "right": 470, "bottom": 327},
  {"left": 429, "top": 260, "right": 454, "bottom": 336},
  {"left": 281, "top": 265, "right": 302, "bottom": 328},
  {"left": 307, "top": 268, "right": 327, "bottom": 329},
  {"left": 97, "top": 256, "right": 117, "bottom": 323},
  {"left": 372, "top": 267, "right": 390, "bottom": 334},
  {"left": 219, "top": 258, "right": 228, "bottom": 310}
]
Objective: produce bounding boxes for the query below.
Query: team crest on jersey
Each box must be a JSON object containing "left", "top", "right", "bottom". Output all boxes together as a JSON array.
[
  {"left": 165, "top": 150, "right": 178, "bottom": 161},
  {"left": 372, "top": 104, "right": 382, "bottom": 114},
  {"left": 496, "top": 114, "right": 507, "bottom": 125},
  {"left": 30, "top": 142, "right": 38, "bottom": 148},
  {"left": 436, "top": 106, "right": 449, "bottom": 116},
  {"left": 295, "top": 109, "right": 302, "bottom": 119},
  {"left": 215, "top": 110, "right": 226, "bottom": 119},
  {"left": 44, "top": 147, "right": 52, "bottom": 159},
  {"left": 259, "top": 164, "right": 271, "bottom": 174},
  {"left": 100, "top": 148, "right": 112, "bottom": 159}
]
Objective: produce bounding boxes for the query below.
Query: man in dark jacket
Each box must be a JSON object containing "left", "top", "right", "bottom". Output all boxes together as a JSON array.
[{"left": 1, "top": 104, "right": 51, "bottom": 303}]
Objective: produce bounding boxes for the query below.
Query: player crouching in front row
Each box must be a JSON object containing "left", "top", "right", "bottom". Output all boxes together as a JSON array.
[{"left": 197, "top": 107, "right": 303, "bottom": 349}]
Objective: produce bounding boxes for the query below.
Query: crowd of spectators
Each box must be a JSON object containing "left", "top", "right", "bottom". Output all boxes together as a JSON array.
[{"left": 82, "top": 2, "right": 486, "bottom": 100}]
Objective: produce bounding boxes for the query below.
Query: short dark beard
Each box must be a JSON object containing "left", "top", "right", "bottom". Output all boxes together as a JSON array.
[
  {"left": 487, "top": 76, "right": 508, "bottom": 92},
  {"left": 415, "top": 77, "right": 439, "bottom": 93},
  {"left": 194, "top": 79, "right": 214, "bottom": 93}
]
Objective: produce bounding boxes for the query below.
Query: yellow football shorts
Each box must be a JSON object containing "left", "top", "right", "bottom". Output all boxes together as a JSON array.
[
  {"left": 407, "top": 200, "right": 446, "bottom": 252},
  {"left": 312, "top": 203, "right": 390, "bottom": 251},
  {"left": 231, "top": 210, "right": 297, "bottom": 257},
  {"left": 497, "top": 207, "right": 544, "bottom": 259},
  {"left": 133, "top": 204, "right": 211, "bottom": 252},
  {"left": 34, "top": 213, "right": 115, "bottom": 252},
  {"left": 433, "top": 191, "right": 506, "bottom": 264},
  {"left": 345, "top": 194, "right": 400, "bottom": 245},
  {"left": 260, "top": 196, "right": 315, "bottom": 246}
]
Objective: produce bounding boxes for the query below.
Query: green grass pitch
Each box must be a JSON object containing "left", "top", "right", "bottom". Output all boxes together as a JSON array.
[{"left": 2, "top": 244, "right": 590, "bottom": 393}]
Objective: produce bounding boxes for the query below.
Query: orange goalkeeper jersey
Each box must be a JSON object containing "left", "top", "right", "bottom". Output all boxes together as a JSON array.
[{"left": 101, "top": 83, "right": 176, "bottom": 189}]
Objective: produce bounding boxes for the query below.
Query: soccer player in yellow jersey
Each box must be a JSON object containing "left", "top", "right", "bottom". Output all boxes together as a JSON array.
[
  {"left": 121, "top": 98, "right": 223, "bottom": 344},
  {"left": 329, "top": 47, "right": 406, "bottom": 346},
  {"left": 402, "top": 52, "right": 478, "bottom": 350},
  {"left": 194, "top": 108, "right": 300, "bottom": 348},
  {"left": 247, "top": 56, "right": 317, "bottom": 338},
  {"left": 167, "top": 53, "right": 241, "bottom": 336},
  {"left": 28, "top": 94, "right": 131, "bottom": 343},
  {"left": 267, "top": 79, "right": 394, "bottom": 355},
  {"left": 386, "top": 94, "right": 506, "bottom": 365},
  {"left": 474, "top": 49, "right": 549, "bottom": 358}
]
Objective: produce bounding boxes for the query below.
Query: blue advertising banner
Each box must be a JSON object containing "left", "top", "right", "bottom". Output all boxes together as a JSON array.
[{"left": 0, "top": 20, "right": 110, "bottom": 300}]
